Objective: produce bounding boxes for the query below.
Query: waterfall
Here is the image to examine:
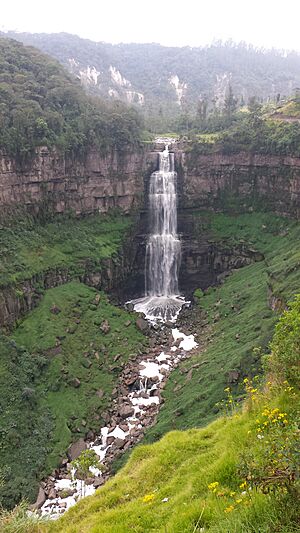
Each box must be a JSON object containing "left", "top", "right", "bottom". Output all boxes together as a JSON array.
[{"left": 132, "top": 145, "right": 185, "bottom": 322}]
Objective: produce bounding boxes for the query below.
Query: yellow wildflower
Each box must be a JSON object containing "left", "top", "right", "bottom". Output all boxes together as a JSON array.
[
  {"left": 143, "top": 493, "right": 155, "bottom": 503},
  {"left": 239, "top": 481, "right": 247, "bottom": 489},
  {"left": 224, "top": 505, "right": 235, "bottom": 513},
  {"left": 208, "top": 481, "right": 219, "bottom": 493}
]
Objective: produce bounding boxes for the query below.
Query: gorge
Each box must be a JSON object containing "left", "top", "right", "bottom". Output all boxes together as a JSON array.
[{"left": 0, "top": 35, "right": 300, "bottom": 533}]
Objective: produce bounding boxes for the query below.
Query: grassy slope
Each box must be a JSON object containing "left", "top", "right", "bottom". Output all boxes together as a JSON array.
[
  {"left": 43, "top": 386, "right": 299, "bottom": 533},
  {"left": 145, "top": 212, "right": 300, "bottom": 442},
  {"left": 0, "top": 211, "right": 145, "bottom": 506},
  {"left": 0, "top": 281, "right": 146, "bottom": 507},
  {"left": 0, "top": 213, "right": 132, "bottom": 288}
]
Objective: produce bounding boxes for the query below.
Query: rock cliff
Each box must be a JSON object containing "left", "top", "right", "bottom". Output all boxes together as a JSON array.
[
  {"left": 2, "top": 145, "right": 300, "bottom": 219},
  {"left": 177, "top": 150, "right": 300, "bottom": 217},
  {"left": 0, "top": 146, "right": 158, "bottom": 218}
]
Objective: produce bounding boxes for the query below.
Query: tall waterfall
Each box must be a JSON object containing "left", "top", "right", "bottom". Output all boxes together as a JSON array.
[{"left": 133, "top": 145, "right": 185, "bottom": 322}]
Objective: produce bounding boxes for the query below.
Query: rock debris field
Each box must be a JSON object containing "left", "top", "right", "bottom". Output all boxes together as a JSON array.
[{"left": 38, "top": 328, "right": 198, "bottom": 519}]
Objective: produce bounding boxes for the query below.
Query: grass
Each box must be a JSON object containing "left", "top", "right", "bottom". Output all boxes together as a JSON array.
[
  {"left": 0, "top": 281, "right": 147, "bottom": 508},
  {"left": 41, "top": 383, "right": 299, "bottom": 533},
  {"left": 145, "top": 212, "right": 300, "bottom": 442},
  {"left": 195, "top": 133, "right": 220, "bottom": 143},
  {"left": 0, "top": 212, "right": 133, "bottom": 288},
  {"left": 0, "top": 501, "right": 47, "bottom": 533}
]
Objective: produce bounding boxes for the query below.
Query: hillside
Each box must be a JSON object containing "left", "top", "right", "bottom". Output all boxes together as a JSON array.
[
  {"left": 0, "top": 212, "right": 149, "bottom": 508},
  {"left": 0, "top": 37, "right": 142, "bottom": 162},
  {"left": 2, "top": 32, "right": 300, "bottom": 130},
  {"left": 5, "top": 285, "right": 298, "bottom": 533}
]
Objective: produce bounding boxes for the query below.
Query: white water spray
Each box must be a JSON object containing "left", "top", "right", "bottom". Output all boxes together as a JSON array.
[{"left": 132, "top": 145, "right": 185, "bottom": 322}]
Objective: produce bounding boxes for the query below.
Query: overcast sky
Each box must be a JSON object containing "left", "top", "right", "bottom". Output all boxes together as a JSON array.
[{"left": 1, "top": 0, "right": 300, "bottom": 51}]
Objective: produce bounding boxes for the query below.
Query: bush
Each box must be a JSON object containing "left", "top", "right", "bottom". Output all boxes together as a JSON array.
[{"left": 268, "top": 294, "right": 300, "bottom": 385}]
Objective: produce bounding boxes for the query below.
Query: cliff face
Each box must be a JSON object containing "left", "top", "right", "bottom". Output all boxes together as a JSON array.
[
  {"left": 2, "top": 146, "right": 300, "bottom": 219},
  {"left": 178, "top": 151, "right": 300, "bottom": 217},
  {"left": 0, "top": 146, "right": 158, "bottom": 217}
]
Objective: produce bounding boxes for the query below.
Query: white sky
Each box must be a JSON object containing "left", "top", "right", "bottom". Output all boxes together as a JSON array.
[{"left": 1, "top": 0, "right": 300, "bottom": 51}]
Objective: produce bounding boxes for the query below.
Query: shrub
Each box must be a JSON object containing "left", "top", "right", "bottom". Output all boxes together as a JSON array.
[{"left": 268, "top": 294, "right": 300, "bottom": 385}]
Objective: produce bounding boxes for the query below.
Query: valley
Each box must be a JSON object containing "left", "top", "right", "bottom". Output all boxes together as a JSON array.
[{"left": 0, "top": 32, "right": 299, "bottom": 533}]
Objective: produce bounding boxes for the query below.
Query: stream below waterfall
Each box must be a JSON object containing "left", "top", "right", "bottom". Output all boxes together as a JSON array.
[{"left": 39, "top": 328, "right": 198, "bottom": 519}]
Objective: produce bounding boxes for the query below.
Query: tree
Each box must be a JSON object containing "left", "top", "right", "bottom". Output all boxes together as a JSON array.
[
  {"left": 71, "top": 449, "right": 101, "bottom": 499},
  {"left": 224, "top": 84, "right": 237, "bottom": 121}
]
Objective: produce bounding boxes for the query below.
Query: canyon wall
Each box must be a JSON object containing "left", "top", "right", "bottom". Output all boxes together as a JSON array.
[
  {"left": 177, "top": 150, "right": 300, "bottom": 217},
  {"left": 1, "top": 144, "right": 300, "bottom": 219},
  {"left": 0, "top": 146, "right": 158, "bottom": 218}
]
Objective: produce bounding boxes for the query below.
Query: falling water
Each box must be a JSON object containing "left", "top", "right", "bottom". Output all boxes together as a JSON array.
[{"left": 132, "top": 145, "right": 185, "bottom": 322}]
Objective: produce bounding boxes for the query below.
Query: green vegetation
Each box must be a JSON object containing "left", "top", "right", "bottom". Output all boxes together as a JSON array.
[
  {"left": 0, "top": 282, "right": 146, "bottom": 508},
  {"left": 0, "top": 501, "right": 47, "bottom": 533},
  {"left": 71, "top": 450, "right": 101, "bottom": 498},
  {"left": 40, "top": 297, "right": 299, "bottom": 532},
  {"left": 274, "top": 95, "right": 300, "bottom": 118},
  {"left": 187, "top": 97, "right": 300, "bottom": 157},
  {"left": 0, "top": 38, "right": 142, "bottom": 162},
  {"left": 145, "top": 212, "right": 300, "bottom": 442},
  {"left": 0, "top": 211, "right": 141, "bottom": 507},
  {"left": 0, "top": 212, "right": 132, "bottom": 288},
  {"left": 3, "top": 33, "right": 300, "bottom": 131}
]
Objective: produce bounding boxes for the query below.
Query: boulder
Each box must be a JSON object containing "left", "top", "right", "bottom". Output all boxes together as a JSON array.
[
  {"left": 57, "top": 488, "right": 76, "bottom": 498},
  {"left": 227, "top": 370, "right": 240, "bottom": 384},
  {"left": 31, "top": 486, "right": 46, "bottom": 510},
  {"left": 70, "top": 377, "right": 81, "bottom": 388},
  {"left": 114, "top": 438, "right": 126, "bottom": 450},
  {"left": 119, "top": 404, "right": 135, "bottom": 419},
  {"left": 94, "top": 294, "right": 101, "bottom": 305},
  {"left": 48, "top": 487, "right": 57, "bottom": 499},
  {"left": 136, "top": 317, "right": 149, "bottom": 333},
  {"left": 67, "top": 438, "right": 87, "bottom": 461},
  {"left": 100, "top": 320, "right": 110, "bottom": 334},
  {"left": 94, "top": 476, "right": 105, "bottom": 488}
]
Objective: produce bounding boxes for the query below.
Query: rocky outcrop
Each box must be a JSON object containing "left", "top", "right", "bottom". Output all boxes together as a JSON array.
[
  {"left": 0, "top": 146, "right": 158, "bottom": 218},
  {"left": 175, "top": 150, "right": 300, "bottom": 218}
]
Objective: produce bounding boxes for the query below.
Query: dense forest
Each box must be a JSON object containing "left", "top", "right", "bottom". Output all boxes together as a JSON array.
[
  {"left": 0, "top": 38, "right": 143, "bottom": 162},
  {"left": 185, "top": 96, "right": 300, "bottom": 157},
  {"left": 2, "top": 31, "right": 300, "bottom": 130}
]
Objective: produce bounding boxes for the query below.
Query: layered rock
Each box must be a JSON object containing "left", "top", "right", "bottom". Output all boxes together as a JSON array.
[
  {"left": 176, "top": 150, "right": 300, "bottom": 218},
  {"left": 0, "top": 146, "right": 158, "bottom": 218},
  {"left": 2, "top": 145, "right": 300, "bottom": 219}
]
